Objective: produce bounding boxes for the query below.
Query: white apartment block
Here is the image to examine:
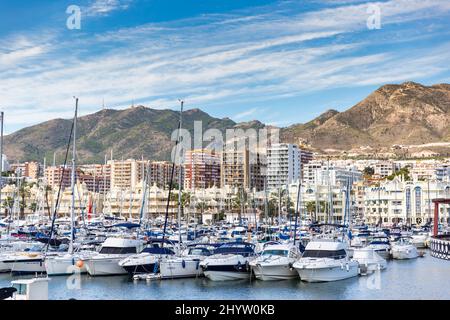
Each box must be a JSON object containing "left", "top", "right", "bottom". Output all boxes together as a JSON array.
[
  {"left": 267, "top": 144, "right": 301, "bottom": 190},
  {"left": 302, "top": 160, "right": 362, "bottom": 186},
  {"left": 363, "top": 178, "right": 450, "bottom": 225}
]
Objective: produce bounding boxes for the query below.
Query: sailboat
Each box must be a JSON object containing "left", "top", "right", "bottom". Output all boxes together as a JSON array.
[
  {"left": 45, "top": 98, "right": 97, "bottom": 276},
  {"left": 159, "top": 100, "right": 213, "bottom": 279}
]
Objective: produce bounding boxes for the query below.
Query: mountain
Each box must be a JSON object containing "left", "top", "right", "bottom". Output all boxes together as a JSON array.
[
  {"left": 281, "top": 82, "right": 450, "bottom": 152},
  {"left": 4, "top": 106, "right": 255, "bottom": 163},
  {"left": 4, "top": 81, "right": 450, "bottom": 163}
]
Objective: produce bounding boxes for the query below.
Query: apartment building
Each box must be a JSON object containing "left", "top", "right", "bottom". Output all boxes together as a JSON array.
[
  {"left": 302, "top": 160, "right": 362, "bottom": 186},
  {"left": 221, "top": 146, "right": 266, "bottom": 192},
  {"left": 184, "top": 149, "right": 221, "bottom": 190},
  {"left": 363, "top": 178, "right": 450, "bottom": 225},
  {"left": 149, "top": 161, "right": 183, "bottom": 188},
  {"left": 267, "top": 144, "right": 302, "bottom": 190}
]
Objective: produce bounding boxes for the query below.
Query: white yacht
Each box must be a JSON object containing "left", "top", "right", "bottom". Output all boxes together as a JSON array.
[
  {"left": 249, "top": 243, "right": 301, "bottom": 281},
  {"left": 352, "top": 247, "right": 387, "bottom": 274},
  {"left": 200, "top": 242, "right": 256, "bottom": 281},
  {"left": 159, "top": 245, "right": 213, "bottom": 279},
  {"left": 0, "top": 244, "right": 59, "bottom": 274},
  {"left": 391, "top": 237, "right": 419, "bottom": 260},
  {"left": 84, "top": 237, "right": 145, "bottom": 276},
  {"left": 293, "top": 240, "right": 359, "bottom": 282},
  {"left": 119, "top": 240, "right": 177, "bottom": 276},
  {"left": 45, "top": 249, "right": 98, "bottom": 276},
  {"left": 0, "top": 241, "right": 43, "bottom": 272},
  {"left": 366, "top": 236, "right": 391, "bottom": 259},
  {"left": 410, "top": 232, "right": 429, "bottom": 249}
]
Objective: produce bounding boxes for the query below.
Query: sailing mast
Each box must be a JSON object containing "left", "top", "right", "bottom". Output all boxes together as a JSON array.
[
  {"left": 178, "top": 100, "right": 184, "bottom": 247},
  {"left": 69, "top": 97, "right": 78, "bottom": 255}
]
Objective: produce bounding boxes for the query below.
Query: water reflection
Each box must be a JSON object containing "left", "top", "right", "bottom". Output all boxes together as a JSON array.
[{"left": 0, "top": 253, "right": 448, "bottom": 300}]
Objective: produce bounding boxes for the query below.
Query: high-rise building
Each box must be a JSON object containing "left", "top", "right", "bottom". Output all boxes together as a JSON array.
[
  {"left": 221, "top": 146, "right": 266, "bottom": 191},
  {"left": 302, "top": 160, "right": 362, "bottom": 186},
  {"left": 109, "top": 159, "right": 147, "bottom": 190},
  {"left": 149, "top": 161, "right": 183, "bottom": 188},
  {"left": 184, "top": 149, "right": 221, "bottom": 190},
  {"left": 267, "top": 143, "right": 303, "bottom": 190}
]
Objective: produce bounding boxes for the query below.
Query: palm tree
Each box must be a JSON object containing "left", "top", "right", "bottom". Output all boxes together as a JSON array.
[
  {"left": 3, "top": 196, "right": 14, "bottom": 217},
  {"left": 306, "top": 201, "right": 316, "bottom": 221},
  {"left": 29, "top": 202, "right": 37, "bottom": 213},
  {"left": 19, "top": 182, "right": 31, "bottom": 219},
  {"left": 181, "top": 191, "right": 191, "bottom": 215}
]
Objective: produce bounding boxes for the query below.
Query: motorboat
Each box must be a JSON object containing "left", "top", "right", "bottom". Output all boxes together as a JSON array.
[
  {"left": 352, "top": 247, "right": 387, "bottom": 274},
  {"left": 118, "top": 240, "right": 176, "bottom": 276},
  {"left": 366, "top": 236, "right": 391, "bottom": 259},
  {"left": 410, "top": 232, "right": 429, "bottom": 249},
  {"left": 3, "top": 277, "right": 51, "bottom": 300},
  {"left": 84, "top": 237, "right": 145, "bottom": 276},
  {"left": 44, "top": 248, "right": 98, "bottom": 276},
  {"left": 0, "top": 244, "right": 60, "bottom": 275},
  {"left": 293, "top": 240, "right": 359, "bottom": 282},
  {"left": 249, "top": 243, "right": 301, "bottom": 281},
  {"left": 159, "top": 245, "right": 214, "bottom": 279},
  {"left": 391, "top": 237, "right": 419, "bottom": 260},
  {"left": 200, "top": 242, "right": 256, "bottom": 281}
]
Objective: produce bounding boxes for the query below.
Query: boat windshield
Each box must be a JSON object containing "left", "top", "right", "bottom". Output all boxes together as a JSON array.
[
  {"left": 262, "top": 250, "right": 288, "bottom": 257},
  {"left": 189, "top": 248, "right": 211, "bottom": 256},
  {"left": 99, "top": 247, "right": 137, "bottom": 254},
  {"left": 302, "top": 249, "right": 347, "bottom": 260}
]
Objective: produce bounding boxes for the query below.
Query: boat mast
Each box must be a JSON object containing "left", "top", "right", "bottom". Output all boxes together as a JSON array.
[
  {"left": 69, "top": 97, "right": 78, "bottom": 255},
  {"left": 178, "top": 100, "right": 184, "bottom": 247}
]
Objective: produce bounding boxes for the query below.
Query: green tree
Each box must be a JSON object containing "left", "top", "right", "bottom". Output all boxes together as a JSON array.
[
  {"left": 387, "top": 166, "right": 411, "bottom": 181},
  {"left": 363, "top": 166, "right": 375, "bottom": 177},
  {"left": 29, "top": 202, "right": 37, "bottom": 213}
]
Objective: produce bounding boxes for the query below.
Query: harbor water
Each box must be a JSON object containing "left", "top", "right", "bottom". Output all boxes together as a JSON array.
[{"left": 0, "top": 252, "right": 448, "bottom": 300}]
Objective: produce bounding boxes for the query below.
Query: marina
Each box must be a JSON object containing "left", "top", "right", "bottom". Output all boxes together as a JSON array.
[{"left": 0, "top": 252, "right": 447, "bottom": 300}]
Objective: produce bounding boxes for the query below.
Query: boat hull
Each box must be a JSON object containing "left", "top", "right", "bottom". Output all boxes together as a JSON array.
[
  {"left": 251, "top": 264, "right": 298, "bottom": 281},
  {"left": 160, "top": 259, "right": 203, "bottom": 279},
  {"left": 391, "top": 248, "right": 418, "bottom": 260},
  {"left": 6, "top": 259, "right": 46, "bottom": 275},
  {"left": 295, "top": 263, "right": 359, "bottom": 282},
  {"left": 85, "top": 257, "right": 127, "bottom": 276},
  {"left": 122, "top": 263, "right": 157, "bottom": 275},
  {"left": 203, "top": 270, "right": 250, "bottom": 281},
  {"left": 45, "top": 257, "right": 87, "bottom": 276}
]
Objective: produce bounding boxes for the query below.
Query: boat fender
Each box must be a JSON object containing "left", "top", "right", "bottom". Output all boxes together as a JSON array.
[
  {"left": 182, "top": 260, "right": 186, "bottom": 269},
  {"left": 195, "top": 260, "right": 200, "bottom": 270},
  {"left": 153, "top": 261, "right": 159, "bottom": 273},
  {"left": 346, "top": 264, "right": 350, "bottom": 272},
  {"left": 72, "top": 257, "right": 75, "bottom": 266}
]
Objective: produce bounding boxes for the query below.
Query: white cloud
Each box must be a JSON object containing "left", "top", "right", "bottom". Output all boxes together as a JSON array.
[
  {"left": 84, "top": 0, "right": 133, "bottom": 17},
  {"left": 1, "top": 0, "right": 449, "bottom": 133},
  {"left": 233, "top": 108, "right": 259, "bottom": 120}
]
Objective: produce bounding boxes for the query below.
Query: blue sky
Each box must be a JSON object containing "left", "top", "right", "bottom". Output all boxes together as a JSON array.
[{"left": 1, "top": 0, "right": 449, "bottom": 134}]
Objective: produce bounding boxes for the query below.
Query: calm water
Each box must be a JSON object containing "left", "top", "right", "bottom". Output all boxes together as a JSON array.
[{"left": 1, "top": 252, "right": 448, "bottom": 300}]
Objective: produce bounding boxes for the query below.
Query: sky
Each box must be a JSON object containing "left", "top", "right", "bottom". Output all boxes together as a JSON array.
[{"left": 0, "top": 0, "right": 449, "bottom": 134}]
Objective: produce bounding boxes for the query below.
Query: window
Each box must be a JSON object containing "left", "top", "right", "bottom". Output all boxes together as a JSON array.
[
  {"left": 262, "top": 250, "right": 288, "bottom": 257},
  {"left": 405, "top": 188, "right": 411, "bottom": 215},
  {"left": 414, "top": 187, "right": 421, "bottom": 214},
  {"left": 302, "top": 249, "right": 347, "bottom": 259},
  {"left": 99, "top": 247, "right": 137, "bottom": 254},
  {"left": 13, "top": 284, "right": 27, "bottom": 295}
]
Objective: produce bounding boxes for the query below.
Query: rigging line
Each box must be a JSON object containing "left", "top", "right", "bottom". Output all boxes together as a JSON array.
[
  {"left": 45, "top": 119, "right": 75, "bottom": 253},
  {"left": 162, "top": 112, "right": 182, "bottom": 248}
]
